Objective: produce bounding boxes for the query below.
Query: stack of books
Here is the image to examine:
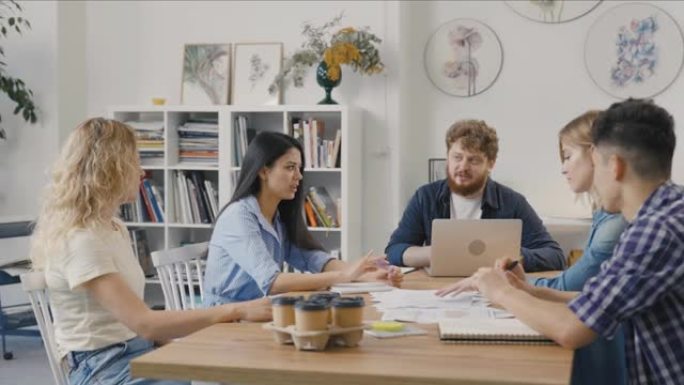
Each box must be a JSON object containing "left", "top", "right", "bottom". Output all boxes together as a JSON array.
[
  {"left": 233, "top": 115, "right": 256, "bottom": 166},
  {"left": 120, "top": 176, "right": 165, "bottom": 223},
  {"left": 292, "top": 118, "right": 341, "bottom": 169},
  {"left": 172, "top": 170, "right": 219, "bottom": 224},
  {"left": 304, "top": 186, "right": 340, "bottom": 228},
  {"left": 126, "top": 120, "right": 164, "bottom": 162},
  {"left": 178, "top": 118, "right": 218, "bottom": 165}
]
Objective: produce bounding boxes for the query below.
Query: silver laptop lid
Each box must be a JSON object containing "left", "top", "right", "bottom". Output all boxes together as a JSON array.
[{"left": 429, "top": 219, "right": 522, "bottom": 277}]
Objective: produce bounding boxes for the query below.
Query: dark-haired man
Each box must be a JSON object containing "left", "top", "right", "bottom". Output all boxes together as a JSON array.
[
  {"left": 385, "top": 120, "right": 564, "bottom": 272},
  {"left": 474, "top": 99, "right": 684, "bottom": 384}
]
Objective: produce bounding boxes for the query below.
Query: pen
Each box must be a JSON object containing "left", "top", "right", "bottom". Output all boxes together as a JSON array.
[{"left": 504, "top": 260, "right": 519, "bottom": 271}]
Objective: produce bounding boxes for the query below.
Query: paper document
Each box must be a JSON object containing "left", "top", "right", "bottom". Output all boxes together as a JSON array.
[
  {"left": 371, "top": 289, "right": 481, "bottom": 310},
  {"left": 371, "top": 289, "right": 498, "bottom": 324},
  {"left": 331, "top": 282, "right": 394, "bottom": 294}
]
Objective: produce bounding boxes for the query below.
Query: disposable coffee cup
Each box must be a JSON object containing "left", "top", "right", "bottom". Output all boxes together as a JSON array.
[
  {"left": 331, "top": 296, "right": 365, "bottom": 328},
  {"left": 271, "top": 296, "right": 302, "bottom": 327},
  {"left": 295, "top": 300, "right": 330, "bottom": 332},
  {"left": 309, "top": 292, "right": 340, "bottom": 323}
]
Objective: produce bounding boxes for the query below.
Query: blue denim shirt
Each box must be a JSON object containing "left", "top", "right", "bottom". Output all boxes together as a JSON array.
[
  {"left": 385, "top": 178, "right": 565, "bottom": 271},
  {"left": 203, "top": 196, "right": 333, "bottom": 305},
  {"left": 534, "top": 210, "right": 628, "bottom": 385},
  {"left": 532, "top": 210, "right": 627, "bottom": 290}
]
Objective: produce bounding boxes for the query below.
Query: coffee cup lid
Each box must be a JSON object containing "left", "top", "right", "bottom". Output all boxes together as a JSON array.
[
  {"left": 331, "top": 296, "right": 365, "bottom": 308},
  {"left": 295, "top": 299, "right": 330, "bottom": 311},
  {"left": 308, "top": 292, "right": 341, "bottom": 303},
  {"left": 271, "top": 296, "right": 303, "bottom": 306}
]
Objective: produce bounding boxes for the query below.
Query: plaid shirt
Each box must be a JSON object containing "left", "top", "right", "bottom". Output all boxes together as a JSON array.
[{"left": 569, "top": 181, "right": 684, "bottom": 385}]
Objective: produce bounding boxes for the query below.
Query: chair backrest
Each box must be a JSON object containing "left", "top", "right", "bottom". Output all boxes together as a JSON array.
[
  {"left": 151, "top": 242, "right": 208, "bottom": 310},
  {"left": 20, "top": 271, "right": 68, "bottom": 385}
]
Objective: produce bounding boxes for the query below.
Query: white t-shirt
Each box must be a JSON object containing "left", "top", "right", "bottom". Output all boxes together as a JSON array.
[
  {"left": 45, "top": 218, "right": 145, "bottom": 357},
  {"left": 450, "top": 192, "right": 483, "bottom": 219}
]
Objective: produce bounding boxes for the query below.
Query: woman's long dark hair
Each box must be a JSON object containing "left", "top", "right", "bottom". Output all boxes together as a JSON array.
[{"left": 217, "top": 131, "right": 323, "bottom": 251}]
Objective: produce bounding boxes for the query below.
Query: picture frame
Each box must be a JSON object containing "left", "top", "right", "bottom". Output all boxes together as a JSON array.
[
  {"left": 181, "top": 44, "right": 231, "bottom": 105},
  {"left": 429, "top": 158, "right": 447, "bottom": 183},
  {"left": 584, "top": 2, "right": 684, "bottom": 99},
  {"left": 424, "top": 18, "right": 503, "bottom": 97},
  {"left": 232, "top": 42, "right": 283, "bottom": 105}
]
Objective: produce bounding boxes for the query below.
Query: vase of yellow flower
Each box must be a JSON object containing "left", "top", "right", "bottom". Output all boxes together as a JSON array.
[
  {"left": 269, "top": 13, "right": 384, "bottom": 104},
  {"left": 316, "top": 61, "right": 341, "bottom": 104}
]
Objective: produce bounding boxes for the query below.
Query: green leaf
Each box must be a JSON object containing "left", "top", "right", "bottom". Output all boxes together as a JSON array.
[{"left": 8, "top": 17, "right": 14, "bottom": 26}]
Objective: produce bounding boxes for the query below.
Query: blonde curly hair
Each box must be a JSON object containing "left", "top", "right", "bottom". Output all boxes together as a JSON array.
[{"left": 30, "top": 118, "right": 140, "bottom": 269}]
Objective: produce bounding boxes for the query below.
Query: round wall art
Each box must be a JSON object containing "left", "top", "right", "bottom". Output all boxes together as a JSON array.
[
  {"left": 424, "top": 18, "right": 503, "bottom": 97},
  {"left": 585, "top": 2, "right": 684, "bottom": 99},
  {"left": 506, "top": 0, "right": 602, "bottom": 24}
]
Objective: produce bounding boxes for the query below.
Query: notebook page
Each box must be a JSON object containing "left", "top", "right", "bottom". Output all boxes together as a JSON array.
[{"left": 438, "top": 317, "right": 546, "bottom": 339}]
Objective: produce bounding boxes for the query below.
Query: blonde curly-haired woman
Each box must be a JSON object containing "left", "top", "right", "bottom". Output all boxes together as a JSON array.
[{"left": 30, "top": 118, "right": 272, "bottom": 385}]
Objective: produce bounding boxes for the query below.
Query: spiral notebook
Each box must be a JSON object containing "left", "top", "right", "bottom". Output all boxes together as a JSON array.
[{"left": 438, "top": 318, "right": 554, "bottom": 345}]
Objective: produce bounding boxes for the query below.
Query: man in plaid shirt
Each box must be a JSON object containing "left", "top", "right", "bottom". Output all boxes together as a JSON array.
[{"left": 473, "top": 99, "right": 683, "bottom": 384}]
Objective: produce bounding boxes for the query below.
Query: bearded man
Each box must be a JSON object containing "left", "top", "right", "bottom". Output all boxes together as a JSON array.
[{"left": 385, "top": 120, "right": 565, "bottom": 272}]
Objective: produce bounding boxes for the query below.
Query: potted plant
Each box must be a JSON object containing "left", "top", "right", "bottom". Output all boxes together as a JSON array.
[
  {"left": 269, "top": 13, "right": 384, "bottom": 104},
  {"left": 0, "top": 0, "right": 37, "bottom": 140}
]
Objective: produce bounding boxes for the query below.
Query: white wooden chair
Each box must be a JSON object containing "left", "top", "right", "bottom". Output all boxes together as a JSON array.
[
  {"left": 151, "top": 242, "right": 208, "bottom": 310},
  {"left": 20, "top": 271, "right": 68, "bottom": 385}
]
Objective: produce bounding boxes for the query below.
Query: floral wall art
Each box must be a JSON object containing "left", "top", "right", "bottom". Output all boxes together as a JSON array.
[
  {"left": 424, "top": 19, "right": 503, "bottom": 97},
  {"left": 181, "top": 44, "right": 231, "bottom": 105},
  {"left": 585, "top": 2, "right": 684, "bottom": 99},
  {"left": 232, "top": 43, "right": 283, "bottom": 105},
  {"left": 506, "top": 0, "right": 602, "bottom": 24}
]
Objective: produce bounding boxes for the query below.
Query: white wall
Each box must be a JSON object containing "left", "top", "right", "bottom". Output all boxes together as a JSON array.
[
  {"left": 399, "top": 0, "right": 684, "bottom": 219},
  {"left": 4, "top": 0, "right": 684, "bottom": 255},
  {"left": 85, "top": 1, "right": 399, "bottom": 253},
  {"left": 0, "top": 1, "right": 59, "bottom": 218}
]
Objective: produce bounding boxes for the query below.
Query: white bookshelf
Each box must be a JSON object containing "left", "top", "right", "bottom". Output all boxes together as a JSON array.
[{"left": 109, "top": 105, "right": 361, "bottom": 262}]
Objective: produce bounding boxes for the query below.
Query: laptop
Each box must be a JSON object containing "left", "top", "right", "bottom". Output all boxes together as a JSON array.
[{"left": 427, "top": 219, "right": 523, "bottom": 277}]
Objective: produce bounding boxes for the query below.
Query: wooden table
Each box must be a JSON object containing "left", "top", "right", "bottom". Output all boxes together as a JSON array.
[{"left": 131, "top": 270, "right": 572, "bottom": 385}]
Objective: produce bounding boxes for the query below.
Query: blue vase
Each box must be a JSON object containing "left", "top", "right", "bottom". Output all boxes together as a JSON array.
[{"left": 316, "top": 61, "right": 341, "bottom": 105}]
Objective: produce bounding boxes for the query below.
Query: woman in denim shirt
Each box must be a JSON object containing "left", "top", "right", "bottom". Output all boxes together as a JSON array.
[
  {"left": 204, "top": 132, "right": 402, "bottom": 305},
  {"left": 438, "top": 111, "right": 627, "bottom": 385}
]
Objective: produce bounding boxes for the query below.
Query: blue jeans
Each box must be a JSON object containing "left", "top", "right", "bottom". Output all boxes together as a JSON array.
[{"left": 66, "top": 336, "right": 189, "bottom": 385}]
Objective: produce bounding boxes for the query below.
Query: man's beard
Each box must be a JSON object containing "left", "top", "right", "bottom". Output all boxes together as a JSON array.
[{"left": 447, "top": 171, "right": 488, "bottom": 197}]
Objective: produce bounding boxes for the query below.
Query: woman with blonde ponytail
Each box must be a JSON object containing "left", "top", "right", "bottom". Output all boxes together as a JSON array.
[{"left": 31, "top": 118, "right": 271, "bottom": 385}]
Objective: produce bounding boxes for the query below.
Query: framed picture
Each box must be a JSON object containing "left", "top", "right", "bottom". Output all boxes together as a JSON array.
[
  {"left": 506, "top": 0, "right": 602, "bottom": 24},
  {"left": 424, "top": 19, "right": 503, "bottom": 97},
  {"left": 429, "top": 158, "right": 447, "bottom": 183},
  {"left": 232, "top": 43, "right": 283, "bottom": 105},
  {"left": 181, "top": 44, "right": 231, "bottom": 105},
  {"left": 585, "top": 2, "right": 684, "bottom": 99}
]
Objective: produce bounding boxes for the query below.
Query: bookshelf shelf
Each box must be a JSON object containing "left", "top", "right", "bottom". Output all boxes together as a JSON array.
[
  {"left": 167, "top": 223, "right": 213, "bottom": 229},
  {"left": 168, "top": 164, "right": 219, "bottom": 171},
  {"left": 308, "top": 227, "right": 342, "bottom": 232},
  {"left": 111, "top": 105, "right": 360, "bottom": 262},
  {"left": 124, "top": 222, "right": 165, "bottom": 228}
]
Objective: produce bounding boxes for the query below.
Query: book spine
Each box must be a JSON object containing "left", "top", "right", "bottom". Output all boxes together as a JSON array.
[
  {"left": 304, "top": 199, "right": 317, "bottom": 227},
  {"left": 139, "top": 183, "right": 156, "bottom": 222},
  {"left": 308, "top": 189, "right": 332, "bottom": 227},
  {"left": 311, "top": 119, "right": 319, "bottom": 168},
  {"left": 190, "top": 172, "right": 211, "bottom": 223},
  {"left": 303, "top": 120, "right": 312, "bottom": 169},
  {"left": 143, "top": 179, "right": 163, "bottom": 223}
]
